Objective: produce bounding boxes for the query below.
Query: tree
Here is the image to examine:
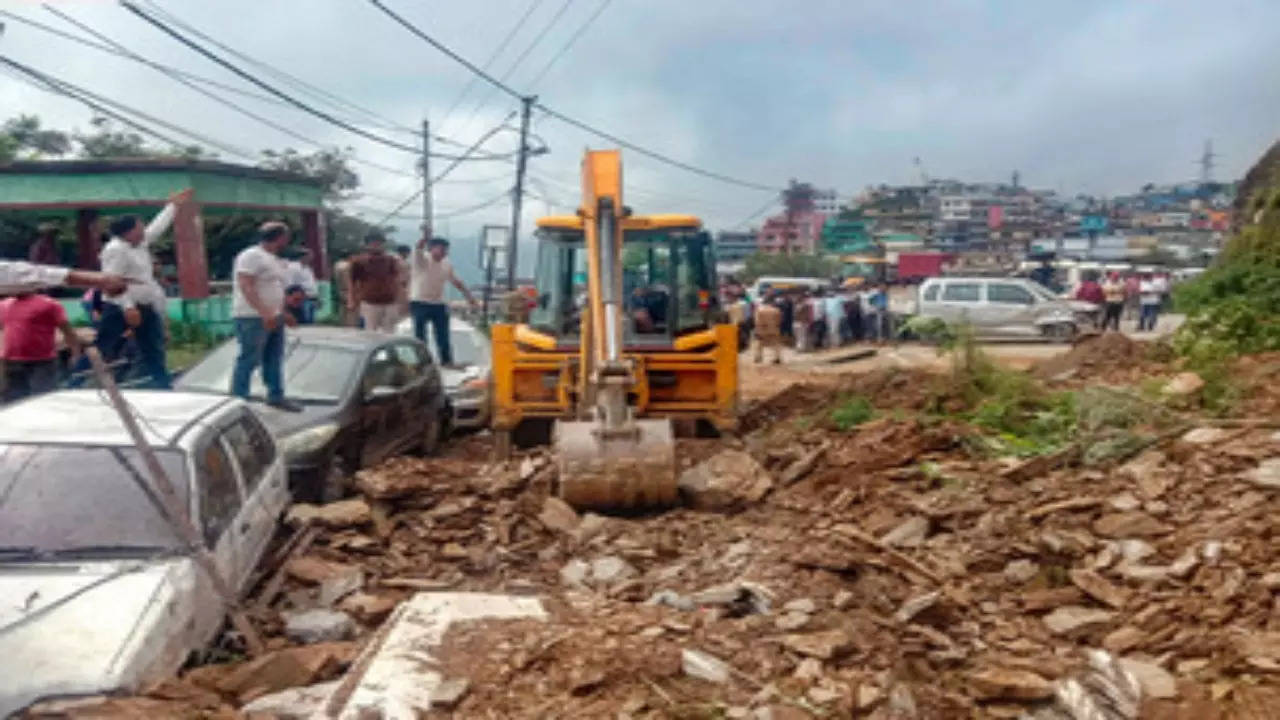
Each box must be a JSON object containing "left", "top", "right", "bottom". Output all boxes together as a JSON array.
[
  {"left": 780, "top": 179, "right": 817, "bottom": 254},
  {"left": 260, "top": 147, "right": 360, "bottom": 202},
  {"left": 0, "top": 115, "right": 71, "bottom": 161},
  {"left": 73, "top": 116, "right": 206, "bottom": 160}
]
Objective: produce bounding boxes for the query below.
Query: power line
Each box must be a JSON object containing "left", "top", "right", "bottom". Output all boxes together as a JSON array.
[
  {"left": 452, "top": 0, "right": 574, "bottom": 133},
  {"left": 364, "top": 0, "right": 779, "bottom": 193},
  {"left": 0, "top": 9, "right": 288, "bottom": 108},
  {"left": 137, "top": 0, "right": 416, "bottom": 137},
  {"left": 436, "top": 0, "right": 545, "bottom": 136},
  {"left": 730, "top": 196, "right": 779, "bottom": 230},
  {"left": 121, "top": 1, "right": 513, "bottom": 162},
  {"left": 42, "top": 4, "right": 418, "bottom": 180},
  {"left": 525, "top": 0, "right": 613, "bottom": 88},
  {"left": 0, "top": 58, "right": 205, "bottom": 157},
  {"left": 374, "top": 113, "right": 516, "bottom": 225}
]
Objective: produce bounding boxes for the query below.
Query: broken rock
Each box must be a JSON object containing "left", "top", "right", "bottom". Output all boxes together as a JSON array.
[
  {"left": 1069, "top": 568, "right": 1131, "bottom": 609},
  {"left": 429, "top": 678, "right": 470, "bottom": 708},
  {"left": 682, "top": 648, "right": 731, "bottom": 684},
  {"left": 537, "top": 496, "right": 580, "bottom": 534},
  {"left": 284, "top": 609, "right": 356, "bottom": 644},
  {"left": 317, "top": 566, "right": 364, "bottom": 607},
  {"left": 285, "top": 498, "right": 371, "bottom": 528},
  {"left": 239, "top": 681, "right": 339, "bottom": 719},
  {"left": 590, "top": 555, "right": 638, "bottom": 586},
  {"left": 782, "top": 630, "right": 853, "bottom": 660},
  {"left": 1119, "top": 658, "right": 1178, "bottom": 699},
  {"left": 968, "top": 668, "right": 1054, "bottom": 701},
  {"left": 678, "top": 449, "right": 774, "bottom": 510},
  {"left": 285, "top": 555, "right": 358, "bottom": 585},
  {"left": 1092, "top": 511, "right": 1170, "bottom": 538},
  {"left": 1003, "top": 559, "right": 1039, "bottom": 584},
  {"left": 1043, "top": 606, "right": 1115, "bottom": 636},
  {"left": 339, "top": 592, "right": 399, "bottom": 624},
  {"left": 1246, "top": 458, "right": 1280, "bottom": 490},
  {"left": 774, "top": 611, "right": 811, "bottom": 631},
  {"left": 1162, "top": 371, "right": 1205, "bottom": 397},
  {"left": 880, "top": 515, "right": 930, "bottom": 547}
]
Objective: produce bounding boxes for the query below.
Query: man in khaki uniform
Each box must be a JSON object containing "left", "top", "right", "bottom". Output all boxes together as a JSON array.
[{"left": 752, "top": 293, "right": 783, "bottom": 365}]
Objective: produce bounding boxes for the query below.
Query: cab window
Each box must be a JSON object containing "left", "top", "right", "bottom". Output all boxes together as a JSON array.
[
  {"left": 941, "top": 283, "right": 981, "bottom": 302},
  {"left": 222, "top": 411, "right": 274, "bottom": 492},
  {"left": 988, "top": 283, "right": 1035, "bottom": 305},
  {"left": 922, "top": 284, "right": 940, "bottom": 302},
  {"left": 195, "top": 437, "right": 242, "bottom": 546},
  {"left": 392, "top": 343, "right": 425, "bottom": 381}
]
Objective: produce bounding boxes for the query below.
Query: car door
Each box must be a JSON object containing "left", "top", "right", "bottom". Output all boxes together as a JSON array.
[
  {"left": 984, "top": 282, "right": 1039, "bottom": 337},
  {"left": 190, "top": 432, "right": 245, "bottom": 638},
  {"left": 918, "top": 282, "right": 943, "bottom": 320},
  {"left": 388, "top": 341, "right": 429, "bottom": 452},
  {"left": 938, "top": 281, "right": 982, "bottom": 326},
  {"left": 358, "top": 345, "right": 401, "bottom": 466},
  {"left": 220, "top": 408, "right": 288, "bottom": 578}
]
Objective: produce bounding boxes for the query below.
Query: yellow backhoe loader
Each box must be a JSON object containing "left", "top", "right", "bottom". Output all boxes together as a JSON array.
[{"left": 490, "top": 150, "right": 739, "bottom": 510}]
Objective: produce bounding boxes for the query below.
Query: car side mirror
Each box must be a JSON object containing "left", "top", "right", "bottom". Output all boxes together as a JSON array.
[{"left": 364, "top": 385, "right": 399, "bottom": 403}]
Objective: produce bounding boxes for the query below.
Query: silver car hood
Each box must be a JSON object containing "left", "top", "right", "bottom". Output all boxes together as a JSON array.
[
  {"left": 0, "top": 559, "right": 190, "bottom": 716},
  {"left": 442, "top": 364, "right": 482, "bottom": 392}
]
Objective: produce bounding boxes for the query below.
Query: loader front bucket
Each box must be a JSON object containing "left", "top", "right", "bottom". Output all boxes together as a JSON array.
[{"left": 553, "top": 417, "right": 678, "bottom": 510}]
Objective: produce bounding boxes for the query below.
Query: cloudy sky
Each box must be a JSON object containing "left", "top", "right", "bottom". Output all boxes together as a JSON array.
[{"left": 3, "top": 0, "right": 1279, "bottom": 253}]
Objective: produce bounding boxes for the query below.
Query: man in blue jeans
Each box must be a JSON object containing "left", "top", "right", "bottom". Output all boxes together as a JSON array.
[
  {"left": 409, "top": 236, "right": 477, "bottom": 365},
  {"left": 231, "top": 222, "right": 301, "bottom": 412}
]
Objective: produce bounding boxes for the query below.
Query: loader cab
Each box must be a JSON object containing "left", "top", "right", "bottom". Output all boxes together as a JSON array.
[{"left": 530, "top": 216, "right": 718, "bottom": 347}]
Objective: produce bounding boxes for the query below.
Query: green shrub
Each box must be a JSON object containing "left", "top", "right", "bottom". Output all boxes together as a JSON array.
[{"left": 830, "top": 395, "right": 875, "bottom": 430}]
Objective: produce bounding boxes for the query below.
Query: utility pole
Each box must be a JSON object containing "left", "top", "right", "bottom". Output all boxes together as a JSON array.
[
  {"left": 421, "top": 118, "right": 433, "bottom": 236},
  {"left": 507, "top": 95, "right": 535, "bottom": 289}
]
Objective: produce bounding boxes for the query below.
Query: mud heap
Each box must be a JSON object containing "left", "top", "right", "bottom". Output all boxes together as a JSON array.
[{"left": 1033, "top": 333, "right": 1165, "bottom": 385}]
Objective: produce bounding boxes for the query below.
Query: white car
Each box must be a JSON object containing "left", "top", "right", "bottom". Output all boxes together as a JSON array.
[
  {"left": 0, "top": 391, "right": 290, "bottom": 716},
  {"left": 916, "top": 276, "right": 1098, "bottom": 341},
  {"left": 397, "top": 317, "right": 492, "bottom": 429}
]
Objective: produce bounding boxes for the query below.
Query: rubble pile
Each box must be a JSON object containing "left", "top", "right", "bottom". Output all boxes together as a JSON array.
[
  {"left": 1033, "top": 334, "right": 1165, "bottom": 385},
  {"left": 51, "top": 367, "right": 1280, "bottom": 718}
]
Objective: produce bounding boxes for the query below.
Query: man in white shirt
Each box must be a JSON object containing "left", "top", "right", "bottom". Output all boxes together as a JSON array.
[
  {"left": 1138, "top": 273, "right": 1165, "bottom": 332},
  {"left": 231, "top": 221, "right": 300, "bottom": 412},
  {"left": 90, "top": 188, "right": 192, "bottom": 389},
  {"left": 409, "top": 236, "right": 477, "bottom": 365}
]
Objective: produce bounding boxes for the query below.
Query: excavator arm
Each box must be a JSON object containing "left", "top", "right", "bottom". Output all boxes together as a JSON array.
[{"left": 554, "top": 151, "right": 678, "bottom": 509}]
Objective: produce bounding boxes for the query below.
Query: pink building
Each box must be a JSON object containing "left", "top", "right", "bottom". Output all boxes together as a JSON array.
[{"left": 756, "top": 211, "right": 826, "bottom": 253}]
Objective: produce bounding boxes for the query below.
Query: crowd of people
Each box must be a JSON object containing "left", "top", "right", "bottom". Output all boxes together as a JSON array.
[
  {"left": 1073, "top": 270, "right": 1172, "bottom": 333},
  {"left": 0, "top": 188, "right": 480, "bottom": 405},
  {"left": 722, "top": 280, "right": 896, "bottom": 365}
]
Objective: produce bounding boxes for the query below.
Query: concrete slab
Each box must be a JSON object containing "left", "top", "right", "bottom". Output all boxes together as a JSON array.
[{"left": 324, "top": 592, "right": 547, "bottom": 719}]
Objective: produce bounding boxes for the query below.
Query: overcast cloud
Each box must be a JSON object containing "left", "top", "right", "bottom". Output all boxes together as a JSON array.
[{"left": 2, "top": 0, "right": 1279, "bottom": 248}]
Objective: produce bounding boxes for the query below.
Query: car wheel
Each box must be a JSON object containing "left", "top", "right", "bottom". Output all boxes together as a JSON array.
[
  {"left": 321, "top": 455, "right": 349, "bottom": 503},
  {"left": 420, "top": 413, "right": 443, "bottom": 456}
]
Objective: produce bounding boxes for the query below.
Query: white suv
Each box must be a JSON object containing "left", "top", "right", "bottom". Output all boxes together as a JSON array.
[{"left": 916, "top": 276, "right": 1098, "bottom": 341}]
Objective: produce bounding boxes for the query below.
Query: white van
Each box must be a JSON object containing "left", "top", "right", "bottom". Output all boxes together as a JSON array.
[{"left": 916, "top": 276, "right": 1098, "bottom": 341}]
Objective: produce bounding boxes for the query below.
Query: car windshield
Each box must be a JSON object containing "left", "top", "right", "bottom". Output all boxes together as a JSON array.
[
  {"left": 0, "top": 444, "right": 189, "bottom": 558},
  {"left": 178, "top": 340, "right": 362, "bottom": 403},
  {"left": 451, "top": 329, "right": 487, "bottom": 367}
]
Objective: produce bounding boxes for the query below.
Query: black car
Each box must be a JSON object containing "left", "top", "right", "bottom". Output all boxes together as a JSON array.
[{"left": 177, "top": 327, "right": 449, "bottom": 501}]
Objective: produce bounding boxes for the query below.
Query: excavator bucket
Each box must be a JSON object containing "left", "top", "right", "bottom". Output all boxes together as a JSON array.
[{"left": 554, "top": 417, "right": 678, "bottom": 510}]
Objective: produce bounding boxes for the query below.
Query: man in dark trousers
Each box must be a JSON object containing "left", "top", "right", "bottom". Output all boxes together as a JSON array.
[
  {"left": 231, "top": 222, "right": 300, "bottom": 412},
  {"left": 408, "top": 236, "right": 477, "bottom": 365},
  {"left": 88, "top": 188, "right": 192, "bottom": 388}
]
